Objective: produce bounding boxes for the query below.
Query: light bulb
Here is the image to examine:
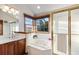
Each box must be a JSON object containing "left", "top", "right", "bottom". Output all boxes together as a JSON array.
[
  {"left": 10, "top": 8, "right": 15, "bottom": 12},
  {"left": 37, "top": 5, "right": 40, "bottom": 9},
  {"left": 4, "top": 6, "right": 9, "bottom": 11},
  {"left": 15, "top": 10, "right": 19, "bottom": 14},
  {"left": 8, "top": 10, "right": 12, "bottom": 14},
  {"left": 2, "top": 9, "right": 7, "bottom": 12}
]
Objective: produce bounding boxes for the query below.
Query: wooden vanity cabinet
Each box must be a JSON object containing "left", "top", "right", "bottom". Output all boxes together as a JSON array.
[
  {"left": 0, "top": 44, "right": 7, "bottom": 55},
  {"left": 0, "top": 38, "right": 26, "bottom": 55},
  {"left": 0, "top": 45, "right": 3, "bottom": 55},
  {"left": 18, "top": 39, "right": 26, "bottom": 55},
  {"left": 14, "top": 41, "right": 19, "bottom": 55},
  {"left": 0, "top": 43, "right": 9, "bottom": 55},
  {"left": 7, "top": 42, "right": 14, "bottom": 55}
]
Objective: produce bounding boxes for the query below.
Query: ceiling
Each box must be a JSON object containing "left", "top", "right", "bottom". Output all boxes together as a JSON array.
[
  {"left": 6, "top": 4, "right": 73, "bottom": 16},
  {"left": 25, "top": 4, "right": 72, "bottom": 15}
]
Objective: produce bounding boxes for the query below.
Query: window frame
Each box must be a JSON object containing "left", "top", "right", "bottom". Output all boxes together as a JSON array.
[
  {"left": 35, "top": 15, "right": 50, "bottom": 33},
  {"left": 24, "top": 14, "right": 50, "bottom": 33},
  {"left": 24, "top": 14, "right": 34, "bottom": 33}
]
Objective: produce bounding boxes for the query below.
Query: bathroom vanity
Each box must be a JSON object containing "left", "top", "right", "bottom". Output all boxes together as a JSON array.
[
  {"left": 0, "top": 38, "right": 26, "bottom": 55},
  {"left": 0, "top": 9, "right": 27, "bottom": 55}
]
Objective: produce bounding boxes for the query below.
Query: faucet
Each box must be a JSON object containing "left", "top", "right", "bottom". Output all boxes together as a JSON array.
[
  {"left": 11, "top": 32, "right": 16, "bottom": 39},
  {"left": 8, "top": 32, "right": 15, "bottom": 39},
  {"left": 33, "top": 35, "right": 38, "bottom": 39}
]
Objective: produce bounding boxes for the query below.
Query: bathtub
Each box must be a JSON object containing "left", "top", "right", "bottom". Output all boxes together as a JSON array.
[{"left": 27, "top": 39, "right": 52, "bottom": 55}]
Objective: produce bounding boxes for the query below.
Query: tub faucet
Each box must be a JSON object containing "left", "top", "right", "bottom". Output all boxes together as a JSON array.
[{"left": 33, "top": 35, "right": 38, "bottom": 39}]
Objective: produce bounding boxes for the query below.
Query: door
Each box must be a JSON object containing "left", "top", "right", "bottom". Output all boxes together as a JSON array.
[
  {"left": 71, "top": 9, "right": 79, "bottom": 55},
  {"left": 53, "top": 11, "right": 69, "bottom": 55}
]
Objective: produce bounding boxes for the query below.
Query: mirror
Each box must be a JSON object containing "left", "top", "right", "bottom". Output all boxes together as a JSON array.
[
  {"left": 0, "top": 20, "right": 3, "bottom": 35},
  {"left": 0, "top": 9, "right": 19, "bottom": 37}
]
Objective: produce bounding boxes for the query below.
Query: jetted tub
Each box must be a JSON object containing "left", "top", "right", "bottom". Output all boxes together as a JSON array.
[{"left": 27, "top": 39, "right": 52, "bottom": 55}]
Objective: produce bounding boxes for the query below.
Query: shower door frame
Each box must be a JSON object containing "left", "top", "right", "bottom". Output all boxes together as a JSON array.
[{"left": 51, "top": 5, "right": 79, "bottom": 55}]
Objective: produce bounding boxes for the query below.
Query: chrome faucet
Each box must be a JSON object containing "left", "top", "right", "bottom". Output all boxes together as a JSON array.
[{"left": 33, "top": 35, "right": 38, "bottom": 39}]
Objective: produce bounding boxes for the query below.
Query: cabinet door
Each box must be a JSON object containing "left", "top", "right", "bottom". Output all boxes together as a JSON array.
[
  {"left": 0, "top": 44, "right": 6, "bottom": 55},
  {"left": 3, "top": 44, "right": 8, "bottom": 55},
  {"left": 7, "top": 42, "right": 14, "bottom": 55},
  {"left": 0, "top": 44, "right": 7, "bottom": 55},
  {"left": 0, "top": 45, "right": 2, "bottom": 55},
  {"left": 18, "top": 39, "right": 26, "bottom": 55},
  {"left": 14, "top": 41, "right": 19, "bottom": 55}
]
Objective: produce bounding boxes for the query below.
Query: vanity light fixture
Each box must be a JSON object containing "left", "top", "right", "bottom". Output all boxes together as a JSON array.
[
  {"left": 3, "top": 6, "right": 9, "bottom": 11},
  {"left": 2, "top": 6, "right": 9, "bottom": 12},
  {"left": 1, "top": 5, "right": 19, "bottom": 16}
]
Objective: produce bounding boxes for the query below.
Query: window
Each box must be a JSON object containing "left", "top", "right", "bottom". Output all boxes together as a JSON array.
[
  {"left": 25, "top": 17, "right": 33, "bottom": 32},
  {"left": 36, "top": 17, "right": 49, "bottom": 32}
]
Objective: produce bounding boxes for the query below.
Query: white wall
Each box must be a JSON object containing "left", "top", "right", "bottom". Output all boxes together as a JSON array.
[{"left": 27, "top": 33, "right": 50, "bottom": 40}]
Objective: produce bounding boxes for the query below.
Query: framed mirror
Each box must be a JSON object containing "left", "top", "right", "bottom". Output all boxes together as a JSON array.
[{"left": 0, "top": 20, "right": 3, "bottom": 35}]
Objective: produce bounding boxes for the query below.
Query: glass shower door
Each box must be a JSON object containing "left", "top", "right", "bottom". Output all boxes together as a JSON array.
[
  {"left": 71, "top": 9, "right": 79, "bottom": 55},
  {"left": 53, "top": 11, "right": 69, "bottom": 55}
]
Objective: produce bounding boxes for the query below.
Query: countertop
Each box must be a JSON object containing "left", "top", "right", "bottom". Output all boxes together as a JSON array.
[{"left": 0, "top": 35, "right": 26, "bottom": 44}]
